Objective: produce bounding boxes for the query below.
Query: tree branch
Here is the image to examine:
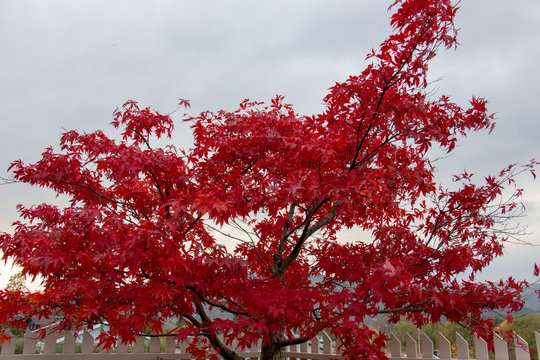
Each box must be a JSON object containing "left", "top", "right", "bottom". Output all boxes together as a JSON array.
[
  {"left": 192, "top": 298, "right": 244, "bottom": 360},
  {"left": 44, "top": 178, "right": 152, "bottom": 221},
  {"left": 277, "top": 200, "right": 342, "bottom": 277},
  {"left": 273, "top": 202, "right": 296, "bottom": 272},
  {"left": 144, "top": 167, "right": 170, "bottom": 219}
]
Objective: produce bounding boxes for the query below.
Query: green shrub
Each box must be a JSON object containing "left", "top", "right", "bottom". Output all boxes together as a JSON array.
[{"left": 14, "top": 338, "right": 24, "bottom": 354}]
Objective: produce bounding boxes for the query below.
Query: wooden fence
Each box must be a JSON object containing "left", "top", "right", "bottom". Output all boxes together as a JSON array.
[{"left": 1, "top": 328, "right": 539, "bottom": 360}]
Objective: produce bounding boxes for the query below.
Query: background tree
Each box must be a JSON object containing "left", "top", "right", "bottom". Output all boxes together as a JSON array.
[
  {"left": 2, "top": 272, "right": 26, "bottom": 339},
  {"left": 389, "top": 321, "right": 420, "bottom": 351},
  {"left": 5, "top": 272, "right": 25, "bottom": 293},
  {"left": 421, "top": 322, "right": 444, "bottom": 349},
  {"left": 0, "top": 0, "right": 537, "bottom": 359},
  {"left": 506, "top": 314, "right": 540, "bottom": 360}
]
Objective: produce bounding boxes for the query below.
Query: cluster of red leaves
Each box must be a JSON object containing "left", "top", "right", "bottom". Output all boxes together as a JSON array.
[{"left": 1, "top": 1, "right": 538, "bottom": 360}]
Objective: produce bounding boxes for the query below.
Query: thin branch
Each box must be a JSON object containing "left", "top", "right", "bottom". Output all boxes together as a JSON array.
[
  {"left": 206, "top": 223, "right": 249, "bottom": 243},
  {"left": 126, "top": 126, "right": 152, "bottom": 150},
  {"left": 278, "top": 200, "right": 342, "bottom": 276},
  {"left": 1, "top": 177, "right": 18, "bottom": 185},
  {"left": 378, "top": 300, "right": 432, "bottom": 314},
  {"left": 229, "top": 219, "right": 272, "bottom": 271},
  {"left": 355, "top": 133, "right": 400, "bottom": 168},
  {"left": 44, "top": 178, "right": 151, "bottom": 221},
  {"left": 350, "top": 123, "right": 372, "bottom": 170},
  {"left": 275, "top": 202, "right": 297, "bottom": 267},
  {"left": 304, "top": 200, "right": 342, "bottom": 239},
  {"left": 192, "top": 298, "right": 244, "bottom": 360},
  {"left": 184, "top": 215, "right": 202, "bottom": 234},
  {"left": 186, "top": 286, "right": 249, "bottom": 317},
  {"left": 144, "top": 167, "right": 170, "bottom": 219}
]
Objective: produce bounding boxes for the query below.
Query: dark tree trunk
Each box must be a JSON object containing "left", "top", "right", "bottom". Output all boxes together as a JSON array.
[{"left": 260, "top": 340, "right": 282, "bottom": 360}]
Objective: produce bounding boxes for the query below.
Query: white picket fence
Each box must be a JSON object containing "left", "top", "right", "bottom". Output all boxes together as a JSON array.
[{"left": 1, "top": 328, "right": 539, "bottom": 360}]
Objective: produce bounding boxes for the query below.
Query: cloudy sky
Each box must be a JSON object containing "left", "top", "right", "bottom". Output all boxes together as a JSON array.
[{"left": 1, "top": 0, "right": 539, "bottom": 288}]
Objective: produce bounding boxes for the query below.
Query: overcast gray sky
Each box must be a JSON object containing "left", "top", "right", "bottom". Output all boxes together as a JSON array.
[{"left": 1, "top": 0, "right": 539, "bottom": 288}]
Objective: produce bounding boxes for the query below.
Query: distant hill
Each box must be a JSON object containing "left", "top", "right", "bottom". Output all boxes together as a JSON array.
[{"left": 522, "top": 283, "right": 540, "bottom": 313}]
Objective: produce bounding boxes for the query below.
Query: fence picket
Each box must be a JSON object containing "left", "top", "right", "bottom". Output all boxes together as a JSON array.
[
  {"left": 300, "top": 339, "right": 308, "bottom": 353},
  {"left": 438, "top": 332, "right": 451, "bottom": 360},
  {"left": 132, "top": 336, "right": 145, "bottom": 353},
  {"left": 150, "top": 336, "right": 161, "bottom": 353},
  {"left": 493, "top": 333, "right": 509, "bottom": 360},
  {"left": 322, "top": 331, "right": 332, "bottom": 355},
  {"left": 514, "top": 334, "right": 531, "bottom": 360},
  {"left": 0, "top": 330, "right": 15, "bottom": 355},
  {"left": 117, "top": 341, "right": 129, "bottom": 354},
  {"left": 406, "top": 333, "right": 417, "bottom": 359},
  {"left": 81, "top": 330, "right": 94, "bottom": 353},
  {"left": 42, "top": 333, "right": 57, "bottom": 355},
  {"left": 176, "top": 338, "right": 185, "bottom": 354},
  {"left": 62, "top": 331, "right": 76, "bottom": 354},
  {"left": 456, "top": 332, "right": 469, "bottom": 360},
  {"left": 420, "top": 331, "right": 433, "bottom": 359},
  {"left": 473, "top": 336, "right": 488, "bottom": 360},
  {"left": 390, "top": 333, "right": 401, "bottom": 358},
  {"left": 536, "top": 332, "right": 540, "bottom": 360},
  {"left": 165, "top": 336, "right": 175, "bottom": 354},
  {"left": 2, "top": 327, "right": 540, "bottom": 360},
  {"left": 22, "top": 331, "right": 37, "bottom": 355},
  {"left": 311, "top": 335, "right": 320, "bottom": 354}
]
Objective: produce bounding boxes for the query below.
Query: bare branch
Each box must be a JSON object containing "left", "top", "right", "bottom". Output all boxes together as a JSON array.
[
  {"left": 1, "top": 177, "right": 18, "bottom": 185},
  {"left": 277, "top": 200, "right": 342, "bottom": 277},
  {"left": 192, "top": 298, "right": 244, "bottom": 360},
  {"left": 304, "top": 200, "right": 342, "bottom": 239}
]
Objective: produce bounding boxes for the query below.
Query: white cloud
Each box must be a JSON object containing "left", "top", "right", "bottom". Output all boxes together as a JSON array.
[{"left": 1, "top": 0, "right": 539, "bottom": 286}]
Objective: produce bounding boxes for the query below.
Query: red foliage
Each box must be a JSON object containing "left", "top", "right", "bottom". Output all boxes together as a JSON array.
[{"left": 1, "top": 1, "right": 537, "bottom": 359}]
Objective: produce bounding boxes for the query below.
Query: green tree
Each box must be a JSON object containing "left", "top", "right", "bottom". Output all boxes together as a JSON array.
[
  {"left": 5, "top": 272, "right": 25, "bottom": 292},
  {"left": 440, "top": 322, "right": 476, "bottom": 358},
  {"left": 390, "top": 321, "right": 445, "bottom": 352},
  {"left": 391, "top": 321, "right": 419, "bottom": 351},
  {"left": 441, "top": 322, "right": 475, "bottom": 345},
  {"left": 507, "top": 314, "right": 540, "bottom": 360},
  {"left": 421, "top": 322, "right": 444, "bottom": 348}
]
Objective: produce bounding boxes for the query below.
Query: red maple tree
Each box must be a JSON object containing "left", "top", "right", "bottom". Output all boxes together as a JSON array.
[{"left": 1, "top": 1, "right": 537, "bottom": 359}]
